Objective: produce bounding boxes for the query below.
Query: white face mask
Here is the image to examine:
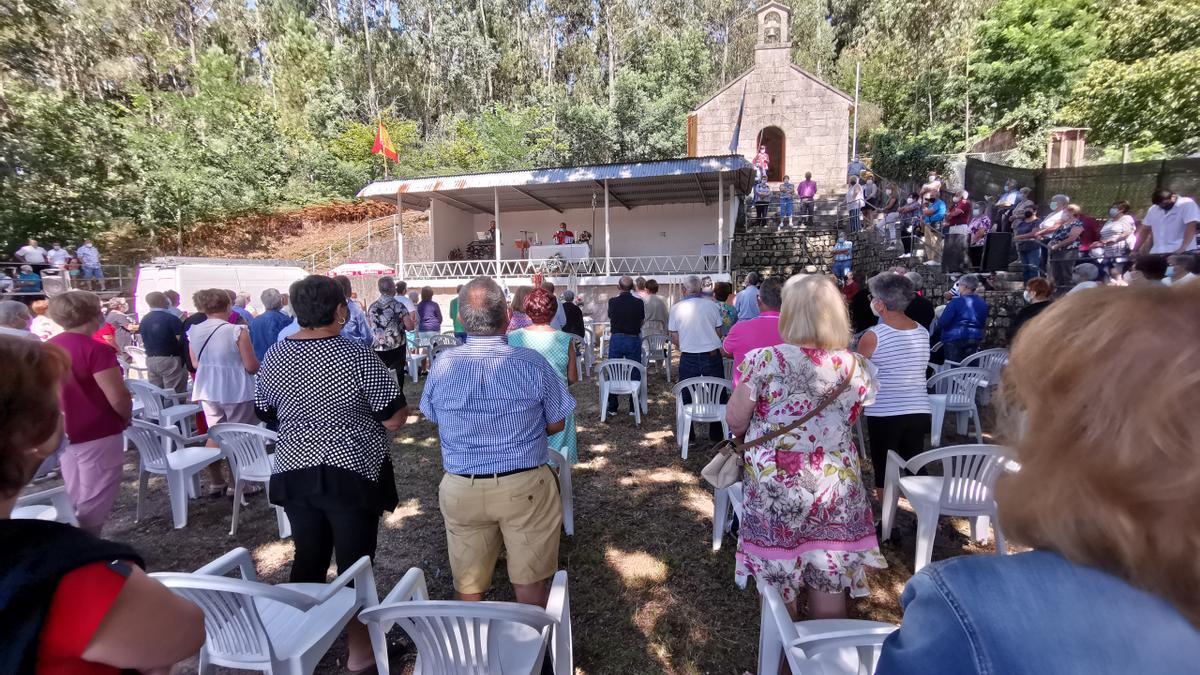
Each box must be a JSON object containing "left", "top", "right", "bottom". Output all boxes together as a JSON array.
[
  {"left": 928, "top": 175, "right": 937, "bottom": 182},
  {"left": 1023, "top": 290, "right": 1034, "bottom": 303},
  {"left": 906, "top": 197, "right": 915, "bottom": 204},
  {"left": 869, "top": 300, "right": 881, "bottom": 317}
]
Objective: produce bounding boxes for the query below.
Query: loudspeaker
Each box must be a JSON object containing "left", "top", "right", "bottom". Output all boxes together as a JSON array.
[{"left": 982, "top": 232, "right": 1015, "bottom": 272}]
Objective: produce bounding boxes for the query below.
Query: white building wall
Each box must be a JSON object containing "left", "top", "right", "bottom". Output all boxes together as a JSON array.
[
  {"left": 429, "top": 200, "right": 476, "bottom": 260},
  {"left": 470, "top": 201, "right": 724, "bottom": 260}
]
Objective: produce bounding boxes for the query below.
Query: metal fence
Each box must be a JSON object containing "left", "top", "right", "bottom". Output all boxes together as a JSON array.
[
  {"left": 965, "top": 157, "right": 1200, "bottom": 217},
  {"left": 401, "top": 254, "right": 726, "bottom": 282}
]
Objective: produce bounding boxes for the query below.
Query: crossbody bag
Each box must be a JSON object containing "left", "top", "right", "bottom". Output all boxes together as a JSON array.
[{"left": 701, "top": 357, "right": 857, "bottom": 489}]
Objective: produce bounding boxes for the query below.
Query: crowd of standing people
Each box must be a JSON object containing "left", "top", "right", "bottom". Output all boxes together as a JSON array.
[{"left": 3, "top": 229, "right": 1199, "bottom": 672}]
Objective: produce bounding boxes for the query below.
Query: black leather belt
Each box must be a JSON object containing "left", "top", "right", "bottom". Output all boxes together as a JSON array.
[{"left": 452, "top": 465, "right": 539, "bottom": 480}]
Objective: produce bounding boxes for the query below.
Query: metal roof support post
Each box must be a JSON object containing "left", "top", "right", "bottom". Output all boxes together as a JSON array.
[
  {"left": 604, "top": 179, "right": 611, "bottom": 276},
  {"left": 396, "top": 192, "right": 405, "bottom": 279},
  {"left": 494, "top": 188, "right": 502, "bottom": 281},
  {"left": 718, "top": 172, "right": 724, "bottom": 274}
]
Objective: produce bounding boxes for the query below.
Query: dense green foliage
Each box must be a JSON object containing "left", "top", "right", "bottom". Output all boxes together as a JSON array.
[{"left": 0, "top": 0, "right": 1195, "bottom": 250}]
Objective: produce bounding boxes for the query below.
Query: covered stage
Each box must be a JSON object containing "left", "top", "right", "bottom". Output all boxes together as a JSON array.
[{"left": 355, "top": 155, "right": 754, "bottom": 287}]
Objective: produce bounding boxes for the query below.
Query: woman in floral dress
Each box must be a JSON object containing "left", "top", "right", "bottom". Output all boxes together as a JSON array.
[{"left": 726, "top": 274, "right": 885, "bottom": 619}]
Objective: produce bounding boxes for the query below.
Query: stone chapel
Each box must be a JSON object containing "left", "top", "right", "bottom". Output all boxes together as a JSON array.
[{"left": 687, "top": 1, "right": 851, "bottom": 191}]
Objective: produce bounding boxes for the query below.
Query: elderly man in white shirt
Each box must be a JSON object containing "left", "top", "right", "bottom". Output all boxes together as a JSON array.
[
  {"left": 15, "top": 239, "right": 47, "bottom": 266},
  {"left": 0, "top": 301, "right": 37, "bottom": 340},
  {"left": 1136, "top": 190, "right": 1200, "bottom": 255},
  {"left": 669, "top": 274, "right": 727, "bottom": 442}
]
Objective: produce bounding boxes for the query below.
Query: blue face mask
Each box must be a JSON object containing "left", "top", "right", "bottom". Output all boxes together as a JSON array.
[
  {"left": 1166, "top": 266, "right": 1175, "bottom": 278},
  {"left": 1109, "top": 207, "right": 1119, "bottom": 217},
  {"left": 1049, "top": 201, "right": 1059, "bottom": 211}
]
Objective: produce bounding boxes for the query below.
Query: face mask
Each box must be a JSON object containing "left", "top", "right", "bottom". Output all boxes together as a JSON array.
[
  {"left": 928, "top": 175, "right": 936, "bottom": 182},
  {"left": 1049, "top": 201, "right": 1059, "bottom": 211},
  {"left": 1109, "top": 207, "right": 1119, "bottom": 218},
  {"left": 1161, "top": 200, "right": 1175, "bottom": 212},
  {"left": 972, "top": 209, "right": 981, "bottom": 216},
  {"left": 906, "top": 197, "right": 915, "bottom": 204},
  {"left": 885, "top": 189, "right": 892, "bottom": 195},
  {"left": 869, "top": 300, "right": 881, "bottom": 317},
  {"left": 1023, "top": 290, "right": 1034, "bottom": 303},
  {"left": 1166, "top": 266, "right": 1175, "bottom": 277}
]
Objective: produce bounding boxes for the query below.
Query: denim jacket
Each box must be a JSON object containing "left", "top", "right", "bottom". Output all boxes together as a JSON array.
[
  {"left": 938, "top": 295, "right": 988, "bottom": 344},
  {"left": 877, "top": 551, "right": 1200, "bottom": 675}
]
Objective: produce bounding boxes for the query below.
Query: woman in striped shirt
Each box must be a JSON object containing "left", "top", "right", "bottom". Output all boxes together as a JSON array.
[{"left": 856, "top": 272, "right": 932, "bottom": 500}]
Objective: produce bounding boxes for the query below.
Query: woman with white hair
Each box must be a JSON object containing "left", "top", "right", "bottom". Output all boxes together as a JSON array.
[
  {"left": 102, "top": 297, "right": 136, "bottom": 352},
  {"left": 936, "top": 274, "right": 989, "bottom": 363},
  {"left": 857, "top": 273, "right": 931, "bottom": 499},
  {"left": 1067, "top": 263, "right": 1101, "bottom": 294},
  {"left": 726, "top": 274, "right": 883, "bottom": 620}
]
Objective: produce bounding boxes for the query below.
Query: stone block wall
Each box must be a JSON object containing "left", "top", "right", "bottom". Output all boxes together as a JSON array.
[
  {"left": 845, "top": 230, "right": 1025, "bottom": 348},
  {"left": 729, "top": 230, "right": 838, "bottom": 285}
]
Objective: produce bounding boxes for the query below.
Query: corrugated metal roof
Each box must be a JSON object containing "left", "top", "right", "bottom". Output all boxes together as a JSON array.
[{"left": 356, "top": 155, "right": 755, "bottom": 212}]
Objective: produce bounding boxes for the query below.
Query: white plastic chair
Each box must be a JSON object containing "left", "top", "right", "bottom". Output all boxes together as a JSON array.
[
  {"left": 127, "top": 379, "right": 206, "bottom": 446},
  {"left": 429, "top": 333, "right": 459, "bottom": 348},
  {"left": 568, "top": 335, "right": 588, "bottom": 382},
  {"left": 949, "top": 348, "right": 1008, "bottom": 405},
  {"left": 12, "top": 486, "right": 79, "bottom": 526},
  {"left": 548, "top": 448, "right": 574, "bottom": 536},
  {"left": 641, "top": 334, "right": 673, "bottom": 382},
  {"left": 672, "top": 377, "right": 732, "bottom": 459},
  {"left": 758, "top": 584, "right": 897, "bottom": 675},
  {"left": 429, "top": 343, "right": 455, "bottom": 364},
  {"left": 712, "top": 480, "right": 744, "bottom": 552},
  {"left": 125, "top": 419, "right": 224, "bottom": 529},
  {"left": 926, "top": 367, "right": 988, "bottom": 447},
  {"left": 881, "top": 444, "right": 1012, "bottom": 572},
  {"left": 208, "top": 423, "right": 290, "bottom": 538},
  {"left": 598, "top": 359, "right": 647, "bottom": 425},
  {"left": 583, "top": 325, "right": 597, "bottom": 373},
  {"left": 125, "top": 345, "right": 150, "bottom": 380},
  {"left": 359, "top": 567, "right": 572, "bottom": 675},
  {"left": 153, "top": 547, "right": 384, "bottom": 675}
]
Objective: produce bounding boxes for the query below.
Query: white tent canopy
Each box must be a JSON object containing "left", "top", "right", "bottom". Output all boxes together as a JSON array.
[{"left": 326, "top": 261, "right": 395, "bottom": 277}]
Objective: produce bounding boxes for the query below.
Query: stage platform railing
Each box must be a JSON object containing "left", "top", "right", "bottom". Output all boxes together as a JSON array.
[{"left": 402, "top": 254, "right": 728, "bottom": 282}]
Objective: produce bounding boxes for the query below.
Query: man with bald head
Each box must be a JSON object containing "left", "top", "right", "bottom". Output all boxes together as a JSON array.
[
  {"left": 606, "top": 275, "right": 645, "bottom": 416},
  {"left": 421, "top": 276, "right": 574, "bottom": 607}
]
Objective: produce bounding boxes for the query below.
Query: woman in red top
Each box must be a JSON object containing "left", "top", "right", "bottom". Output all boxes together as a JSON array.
[
  {"left": 47, "top": 291, "right": 133, "bottom": 534},
  {"left": 0, "top": 335, "right": 205, "bottom": 674}
]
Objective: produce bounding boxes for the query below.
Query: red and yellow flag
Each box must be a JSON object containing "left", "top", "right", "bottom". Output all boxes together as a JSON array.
[{"left": 371, "top": 120, "right": 398, "bottom": 161}]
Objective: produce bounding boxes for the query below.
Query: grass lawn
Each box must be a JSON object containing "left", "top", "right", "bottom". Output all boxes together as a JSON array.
[{"left": 90, "top": 359, "right": 1002, "bottom": 674}]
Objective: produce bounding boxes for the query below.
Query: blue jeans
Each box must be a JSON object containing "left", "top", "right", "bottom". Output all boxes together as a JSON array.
[
  {"left": 943, "top": 340, "right": 980, "bottom": 365},
  {"left": 679, "top": 351, "right": 726, "bottom": 440},
  {"left": 849, "top": 208, "right": 861, "bottom": 232},
  {"left": 779, "top": 199, "right": 794, "bottom": 220},
  {"left": 1019, "top": 247, "right": 1043, "bottom": 281},
  {"left": 833, "top": 260, "right": 851, "bottom": 279},
  {"left": 607, "top": 333, "right": 642, "bottom": 413}
]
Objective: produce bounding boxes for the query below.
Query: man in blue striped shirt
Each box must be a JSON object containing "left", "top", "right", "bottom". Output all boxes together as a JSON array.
[{"left": 420, "top": 276, "right": 575, "bottom": 606}]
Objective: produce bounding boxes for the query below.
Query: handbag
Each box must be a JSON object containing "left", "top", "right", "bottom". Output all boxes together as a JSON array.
[{"left": 701, "top": 357, "right": 858, "bottom": 489}]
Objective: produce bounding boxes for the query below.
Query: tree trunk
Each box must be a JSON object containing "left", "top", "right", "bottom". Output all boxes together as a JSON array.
[{"left": 360, "top": 0, "right": 378, "bottom": 116}]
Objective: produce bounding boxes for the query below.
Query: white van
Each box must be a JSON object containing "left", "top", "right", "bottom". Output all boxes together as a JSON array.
[{"left": 134, "top": 257, "right": 310, "bottom": 317}]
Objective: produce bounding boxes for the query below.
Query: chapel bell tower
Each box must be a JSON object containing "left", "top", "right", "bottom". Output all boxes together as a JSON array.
[{"left": 755, "top": 2, "right": 793, "bottom": 66}]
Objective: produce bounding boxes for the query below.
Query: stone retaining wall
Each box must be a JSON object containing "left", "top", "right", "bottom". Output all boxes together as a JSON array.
[{"left": 731, "top": 228, "right": 1026, "bottom": 347}]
